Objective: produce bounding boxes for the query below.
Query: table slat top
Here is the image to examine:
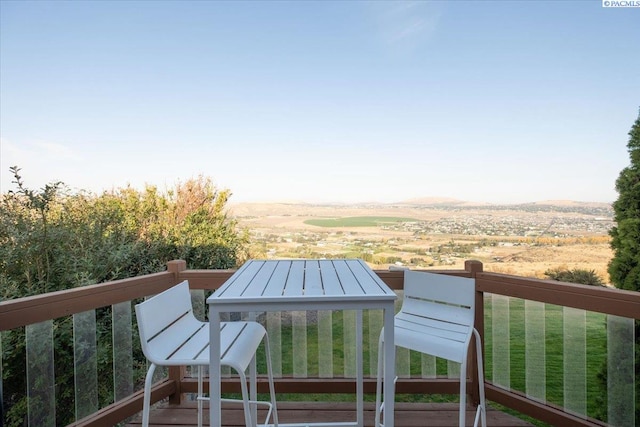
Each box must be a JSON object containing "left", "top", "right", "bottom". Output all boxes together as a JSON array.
[{"left": 207, "top": 259, "right": 396, "bottom": 305}]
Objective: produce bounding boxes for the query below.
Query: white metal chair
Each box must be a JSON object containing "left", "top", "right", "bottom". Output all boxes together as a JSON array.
[
  {"left": 135, "top": 280, "right": 278, "bottom": 427},
  {"left": 375, "top": 270, "right": 486, "bottom": 427}
]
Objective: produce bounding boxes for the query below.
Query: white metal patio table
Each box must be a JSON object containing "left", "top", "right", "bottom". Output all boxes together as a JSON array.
[{"left": 207, "top": 259, "right": 397, "bottom": 427}]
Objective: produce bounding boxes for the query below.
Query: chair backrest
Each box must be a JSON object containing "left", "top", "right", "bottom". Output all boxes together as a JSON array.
[
  {"left": 135, "top": 280, "right": 206, "bottom": 365},
  {"left": 401, "top": 271, "right": 476, "bottom": 328}
]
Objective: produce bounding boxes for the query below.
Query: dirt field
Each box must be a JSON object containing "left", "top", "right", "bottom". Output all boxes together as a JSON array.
[{"left": 229, "top": 201, "right": 615, "bottom": 283}]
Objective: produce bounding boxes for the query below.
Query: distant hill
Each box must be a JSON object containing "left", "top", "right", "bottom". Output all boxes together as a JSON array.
[
  {"left": 395, "top": 197, "right": 488, "bottom": 207},
  {"left": 392, "top": 198, "right": 612, "bottom": 209},
  {"left": 397, "top": 198, "right": 613, "bottom": 208},
  {"left": 229, "top": 198, "right": 613, "bottom": 217},
  {"left": 397, "top": 197, "right": 468, "bottom": 205},
  {"left": 527, "top": 200, "right": 612, "bottom": 208}
]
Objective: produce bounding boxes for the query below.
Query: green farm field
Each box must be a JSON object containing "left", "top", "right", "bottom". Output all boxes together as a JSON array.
[{"left": 304, "top": 216, "right": 419, "bottom": 227}]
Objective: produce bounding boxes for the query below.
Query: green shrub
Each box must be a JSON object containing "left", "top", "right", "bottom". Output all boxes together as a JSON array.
[{"left": 1, "top": 167, "right": 248, "bottom": 425}]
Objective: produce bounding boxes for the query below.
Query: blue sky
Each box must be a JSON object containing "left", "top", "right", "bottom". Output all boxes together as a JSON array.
[{"left": 1, "top": 1, "right": 638, "bottom": 204}]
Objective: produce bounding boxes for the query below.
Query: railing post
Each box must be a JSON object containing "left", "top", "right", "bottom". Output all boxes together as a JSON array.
[
  {"left": 465, "top": 260, "right": 484, "bottom": 406},
  {"left": 167, "top": 259, "right": 187, "bottom": 282},
  {"left": 166, "top": 260, "right": 188, "bottom": 405}
]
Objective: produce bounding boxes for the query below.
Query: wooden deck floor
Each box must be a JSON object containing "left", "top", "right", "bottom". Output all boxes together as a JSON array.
[{"left": 126, "top": 401, "right": 534, "bottom": 427}]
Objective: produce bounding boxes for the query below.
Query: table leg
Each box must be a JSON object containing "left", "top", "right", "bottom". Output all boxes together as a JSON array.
[
  {"left": 249, "top": 312, "right": 258, "bottom": 426},
  {"left": 356, "top": 310, "right": 363, "bottom": 427},
  {"left": 209, "top": 307, "right": 222, "bottom": 427},
  {"left": 383, "top": 305, "right": 395, "bottom": 427}
]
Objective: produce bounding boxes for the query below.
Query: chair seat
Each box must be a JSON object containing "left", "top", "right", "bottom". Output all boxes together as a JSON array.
[
  {"left": 146, "top": 319, "right": 266, "bottom": 374},
  {"left": 220, "top": 322, "right": 268, "bottom": 372}
]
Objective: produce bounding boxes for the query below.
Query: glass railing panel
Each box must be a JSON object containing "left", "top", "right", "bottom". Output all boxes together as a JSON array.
[
  {"left": 368, "top": 309, "right": 383, "bottom": 378},
  {"left": 73, "top": 310, "right": 98, "bottom": 420},
  {"left": 394, "top": 290, "right": 404, "bottom": 315},
  {"left": 447, "top": 360, "right": 460, "bottom": 380},
  {"left": 395, "top": 346, "right": 410, "bottom": 378},
  {"left": 112, "top": 301, "right": 133, "bottom": 401},
  {"left": 317, "top": 310, "right": 333, "bottom": 378},
  {"left": 485, "top": 294, "right": 626, "bottom": 423},
  {"left": 292, "top": 311, "right": 307, "bottom": 378},
  {"left": 190, "top": 288, "right": 205, "bottom": 322},
  {"left": 266, "top": 312, "right": 282, "bottom": 377},
  {"left": 542, "top": 303, "right": 563, "bottom": 407},
  {"left": 607, "top": 315, "right": 635, "bottom": 427},
  {"left": 343, "top": 310, "right": 356, "bottom": 378},
  {"left": 491, "top": 293, "right": 510, "bottom": 389},
  {"left": 525, "top": 300, "right": 545, "bottom": 402},
  {"left": 421, "top": 354, "right": 436, "bottom": 378},
  {"left": 26, "top": 320, "right": 55, "bottom": 426},
  {"left": 543, "top": 303, "right": 608, "bottom": 418},
  {"left": 563, "top": 307, "right": 586, "bottom": 417}
]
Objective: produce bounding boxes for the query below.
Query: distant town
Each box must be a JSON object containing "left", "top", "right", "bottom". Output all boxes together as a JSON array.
[
  {"left": 233, "top": 201, "right": 614, "bottom": 277},
  {"left": 380, "top": 204, "right": 614, "bottom": 237}
]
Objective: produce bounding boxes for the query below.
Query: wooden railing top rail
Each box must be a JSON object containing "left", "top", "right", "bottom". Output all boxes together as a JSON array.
[
  {"left": 3, "top": 260, "right": 638, "bottom": 331},
  {"left": 0, "top": 271, "right": 175, "bottom": 331},
  {"left": 176, "top": 267, "right": 473, "bottom": 291},
  {"left": 476, "top": 271, "right": 640, "bottom": 319}
]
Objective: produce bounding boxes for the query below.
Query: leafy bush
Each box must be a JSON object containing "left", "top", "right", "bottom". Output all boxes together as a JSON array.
[
  {"left": 1, "top": 167, "right": 248, "bottom": 425},
  {"left": 544, "top": 267, "right": 605, "bottom": 286}
]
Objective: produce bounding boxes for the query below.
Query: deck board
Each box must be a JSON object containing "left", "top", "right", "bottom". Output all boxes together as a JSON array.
[{"left": 126, "top": 401, "right": 534, "bottom": 427}]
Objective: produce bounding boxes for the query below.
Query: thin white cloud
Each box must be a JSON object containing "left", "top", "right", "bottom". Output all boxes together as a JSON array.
[
  {"left": 389, "top": 18, "right": 430, "bottom": 44},
  {"left": 1, "top": 137, "right": 24, "bottom": 156},
  {"left": 0, "top": 138, "right": 30, "bottom": 172},
  {"left": 1, "top": 138, "right": 82, "bottom": 164},
  {"left": 35, "top": 141, "right": 83, "bottom": 161},
  {"left": 368, "top": 1, "right": 442, "bottom": 51},
  {"left": 0, "top": 138, "right": 84, "bottom": 192}
]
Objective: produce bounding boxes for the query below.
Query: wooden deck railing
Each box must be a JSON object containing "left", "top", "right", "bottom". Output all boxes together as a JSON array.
[
  {"left": 0, "top": 260, "right": 638, "bottom": 427},
  {"left": 476, "top": 271, "right": 638, "bottom": 427}
]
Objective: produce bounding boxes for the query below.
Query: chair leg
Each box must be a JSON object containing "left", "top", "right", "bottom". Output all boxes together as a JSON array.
[
  {"left": 459, "top": 359, "right": 467, "bottom": 427},
  {"left": 223, "top": 333, "right": 278, "bottom": 427},
  {"left": 142, "top": 363, "right": 157, "bottom": 427},
  {"left": 197, "top": 365, "right": 203, "bottom": 427},
  {"left": 250, "top": 354, "right": 258, "bottom": 426},
  {"left": 374, "top": 330, "right": 384, "bottom": 427},
  {"left": 237, "top": 369, "right": 254, "bottom": 427},
  {"left": 473, "top": 329, "right": 487, "bottom": 427},
  {"left": 263, "top": 333, "right": 279, "bottom": 427}
]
